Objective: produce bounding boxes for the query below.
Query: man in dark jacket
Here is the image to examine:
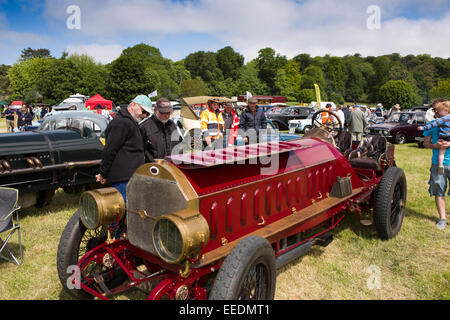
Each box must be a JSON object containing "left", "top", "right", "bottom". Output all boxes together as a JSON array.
[
  {"left": 16, "top": 105, "right": 33, "bottom": 131},
  {"left": 140, "top": 98, "right": 181, "bottom": 162},
  {"left": 239, "top": 98, "right": 267, "bottom": 144},
  {"left": 2, "top": 105, "right": 16, "bottom": 132},
  {"left": 96, "top": 95, "right": 152, "bottom": 200}
]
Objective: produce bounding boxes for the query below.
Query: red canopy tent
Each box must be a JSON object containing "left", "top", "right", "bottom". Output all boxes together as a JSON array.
[{"left": 85, "top": 94, "right": 113, "bottom": 110}]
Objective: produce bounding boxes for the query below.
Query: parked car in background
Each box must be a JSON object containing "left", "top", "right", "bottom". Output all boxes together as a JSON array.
[
  {"left": 288, "top": 112, "right": 322, "bottom": 134},
  {"left": 265, "top": 106, "right": 315, "bottom": 130},
  {"left": 0, "top": 110, "right": 109, "bottom": 209},
  {"left": 366, "top": 111, "right": 426, "bottom": 144},
  {"left": 411, "top": 106, "right": 430, "bottom": 112},
  {"left": 52, "top": 98, "right": 86, "bottom": 111}
]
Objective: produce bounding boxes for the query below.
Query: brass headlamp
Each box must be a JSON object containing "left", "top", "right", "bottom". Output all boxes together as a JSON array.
[
  {"left": 152, "top": 209, "right": 210, "bottom": 264},
  {"left": 79, "top": 187, "right": 125, "bottom": 230}
]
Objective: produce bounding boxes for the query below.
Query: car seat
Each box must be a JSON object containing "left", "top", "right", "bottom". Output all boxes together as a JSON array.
[{"left": 348, "top": 135, "right": 389, "bottom": 171}]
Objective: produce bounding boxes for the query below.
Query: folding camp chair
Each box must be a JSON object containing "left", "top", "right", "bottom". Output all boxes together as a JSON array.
[{"left": 0, "top": 187, "right": 22, "bottom": 265}]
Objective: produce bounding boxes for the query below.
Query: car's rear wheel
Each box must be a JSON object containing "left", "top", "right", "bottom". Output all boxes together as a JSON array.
[
  {"left": 209, "top": 236, "right": 276, "bottom": 300},
  {"left": 373, "top": 167, "right": 407, "bottom": 240}
]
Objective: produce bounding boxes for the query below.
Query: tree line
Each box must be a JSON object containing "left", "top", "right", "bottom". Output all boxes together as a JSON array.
[{"left": 0, "top": 44, "right": 449, "bottom": 108}]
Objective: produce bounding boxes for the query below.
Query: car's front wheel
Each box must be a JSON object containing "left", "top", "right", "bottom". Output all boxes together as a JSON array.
[
  {"left": 394, "top": 132, "right": 406, "bottom": 144},
  {"left": 57, "top": 210, "right": 126, "bottom": 299},
  {"left": 209, "top": 236, "right": 276, "bottom": 300},
  {"left": 303, "top": 125, "right": 312, "bottom": 134}
]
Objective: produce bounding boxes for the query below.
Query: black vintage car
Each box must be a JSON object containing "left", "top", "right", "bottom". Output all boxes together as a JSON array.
[
  {"left": 265, "top": 106, "right": 315, "bottom": 130},
  {"left": 0, "top": 111, "right": 109, "bottom": 209}
]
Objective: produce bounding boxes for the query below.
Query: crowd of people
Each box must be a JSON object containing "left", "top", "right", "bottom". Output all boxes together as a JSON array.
[{"left": 1, "top": 104, "right": 49, "bottom": 132}]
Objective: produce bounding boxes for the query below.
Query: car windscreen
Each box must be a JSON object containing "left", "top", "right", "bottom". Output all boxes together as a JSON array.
[{"left": 388, "top": 113, "right": 412, "bottom": 123}]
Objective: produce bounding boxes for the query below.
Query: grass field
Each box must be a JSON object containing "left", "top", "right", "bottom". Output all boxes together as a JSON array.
[{"left": 0, "top": 143, "right": 449, "bottom": 300}]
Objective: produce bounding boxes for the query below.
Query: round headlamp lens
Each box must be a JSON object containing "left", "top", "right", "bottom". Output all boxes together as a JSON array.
[
  {"left": 153, "top": 218, "right": 183, "bottom": 263},
  {"left": 79, "top": 193, "right": 99, "bottom": 229}
]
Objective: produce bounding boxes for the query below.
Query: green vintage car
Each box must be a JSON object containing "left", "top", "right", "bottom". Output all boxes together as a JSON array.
[{"left": 0, "top": 111, "right": 109, "bottom": 209}]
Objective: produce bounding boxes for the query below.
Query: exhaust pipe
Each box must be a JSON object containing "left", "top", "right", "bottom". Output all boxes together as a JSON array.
[
  {"left": 24, "top": 157, "right": 36, "bottom": 169},
  {"left": 31, "top": 157, "right": 43, "bottom": 168}
]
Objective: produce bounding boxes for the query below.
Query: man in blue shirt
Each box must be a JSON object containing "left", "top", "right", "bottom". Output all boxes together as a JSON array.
[{"left": 423, "top": 99, "right": 450, "bottom": 230}]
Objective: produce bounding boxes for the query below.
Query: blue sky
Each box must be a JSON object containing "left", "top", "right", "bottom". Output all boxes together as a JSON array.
[{"left": 1, "top": 0, "right": 449, "bottom": 65}]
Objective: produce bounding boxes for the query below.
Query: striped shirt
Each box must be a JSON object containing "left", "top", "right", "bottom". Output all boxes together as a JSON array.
[{"left": 423, "top": 114, "right": 450, "bottom": 138}]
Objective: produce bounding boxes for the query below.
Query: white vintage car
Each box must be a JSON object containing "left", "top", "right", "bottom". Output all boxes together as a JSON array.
[{"left": 288, "top": 112, "right": 322, "bottom": 134}]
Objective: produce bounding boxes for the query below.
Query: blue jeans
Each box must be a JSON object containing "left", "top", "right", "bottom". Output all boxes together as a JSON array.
[
  {"left": 111, "top": 181, "right": 127, "bottom": 238},
  {"left": 112, "top": 181, "right": 127, "bottom": 203}
]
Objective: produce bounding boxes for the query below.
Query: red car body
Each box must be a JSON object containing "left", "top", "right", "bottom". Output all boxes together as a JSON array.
[{"left": 57, "top": 122, "right": 406, "bottom": 300}]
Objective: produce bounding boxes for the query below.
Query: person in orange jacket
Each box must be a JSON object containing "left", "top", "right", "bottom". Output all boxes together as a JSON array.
[
  {"left": 221, "top": 102, "right": 239, "bottom": 147},
  {"left": 200, "top": 98, "right": 225, "bottom": 148}
]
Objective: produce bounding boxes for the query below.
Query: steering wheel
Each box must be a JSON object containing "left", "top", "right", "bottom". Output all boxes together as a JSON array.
[{"left": 310, "top": 109, "right": 343, "bottom": 136}]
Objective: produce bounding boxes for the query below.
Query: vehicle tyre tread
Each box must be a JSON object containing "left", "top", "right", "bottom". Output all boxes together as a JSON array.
[
  {"left": 56, "top": 210, "right": 92, "bottom": 299},
  {"left": 209, "top": 236, "right": 276, "bottom": 300},
  {"left": 373, "top": 167, "right": 406, "bottom": 240}
]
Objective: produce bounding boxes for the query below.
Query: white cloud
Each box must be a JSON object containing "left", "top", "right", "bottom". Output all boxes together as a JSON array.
[
  {"left": 66, "top": 43, "right": 123, "bottom": 64},
  {"left": 43, "top": 0, "right": 450, "bottom": 61}
]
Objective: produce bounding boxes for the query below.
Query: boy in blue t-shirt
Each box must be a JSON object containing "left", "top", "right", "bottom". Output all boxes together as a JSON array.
[{"left": 419, "top": 102, "right": 450, "bottom": 175}]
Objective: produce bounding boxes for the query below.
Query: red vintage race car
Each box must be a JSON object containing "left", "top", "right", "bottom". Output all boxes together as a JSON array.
[{"left": 57, "top": 110, "right": 407, "bottom": 300}]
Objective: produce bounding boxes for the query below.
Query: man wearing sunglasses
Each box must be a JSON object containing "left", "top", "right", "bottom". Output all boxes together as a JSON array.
[
  {"left": 96, "top": 94, "right": 152, "bottom": 201},
  {"left": 140, "top": 97, "right": 181, "bottom": 162}
]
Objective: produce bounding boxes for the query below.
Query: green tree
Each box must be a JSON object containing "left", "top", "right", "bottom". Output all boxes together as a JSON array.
[
  {"left": 344, "top": 62, "right": 364, "bottom": 102},
  {"left": 377, "top": 80, "right": 417, "bottom": 109},
  {"left": 297, "top": 89, "right": 315, "bottom": 103},
  {"left": 8, "top": 57, "right": 53, "bottom": 101},
  {"left": 216, "top": 46, "right": 244, "bottom": 80},
  {"left": 67, "top": 54, "right": 109, "bottom": 96},
  {"left": 324, "top": 57, "right": 347, "bottom": 97},
  {"left": 300, "top": 65, "right": 326, "bottom": 91},
  {"left": 106, "top": 54, "right": 158, "bottom": 104},
  {"left": 179, "top": 78, "right": 208, "bottom": 97},
  {"left": 0, "top": 64, "right": 11, "bottom": 100},
  {"left": 412, "top": 61, "right": 437, "bottom": 103},
  {"left": 37, "top": 59, "right": 83, "bottom": 105},
  {"left": 234, "top": 60, "right": 269, "bottom": 96},
  {"left": 369, "top": 56, "right": 391, "bottom": 101},
  {"left": 170, "top": 60, "right": 191, "bottom": 85},
  {"left": 184, "top": 51, "right": 223, "bottom": 83},
  {"left": 274, "top": 60, "right": 302, "bottom": 100},
  {"left": 256, "top": 47, "right": 287, "bottom": 94},
  {"left": 293, "top": 53, "right": 312, "bottom": 72},
  {"left": 430, "top": 78, "right": 450, "bottom": 100},
  {"left": 20, "top": 47, "right": 52, "bottom": 61}
]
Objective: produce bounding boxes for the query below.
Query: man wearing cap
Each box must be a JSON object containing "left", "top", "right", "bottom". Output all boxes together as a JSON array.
[
  {"left": 200, "top": 98, "right": 225, "bottom": 148},
  {"left": 140, "top": 97, "right": 181, "bottom": 162},
  {"left": 239, "top": 97, "right": 267, "bottom": 144},
  {"left": 96, "top": 94, "right": 152, "bottom": 200}
]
